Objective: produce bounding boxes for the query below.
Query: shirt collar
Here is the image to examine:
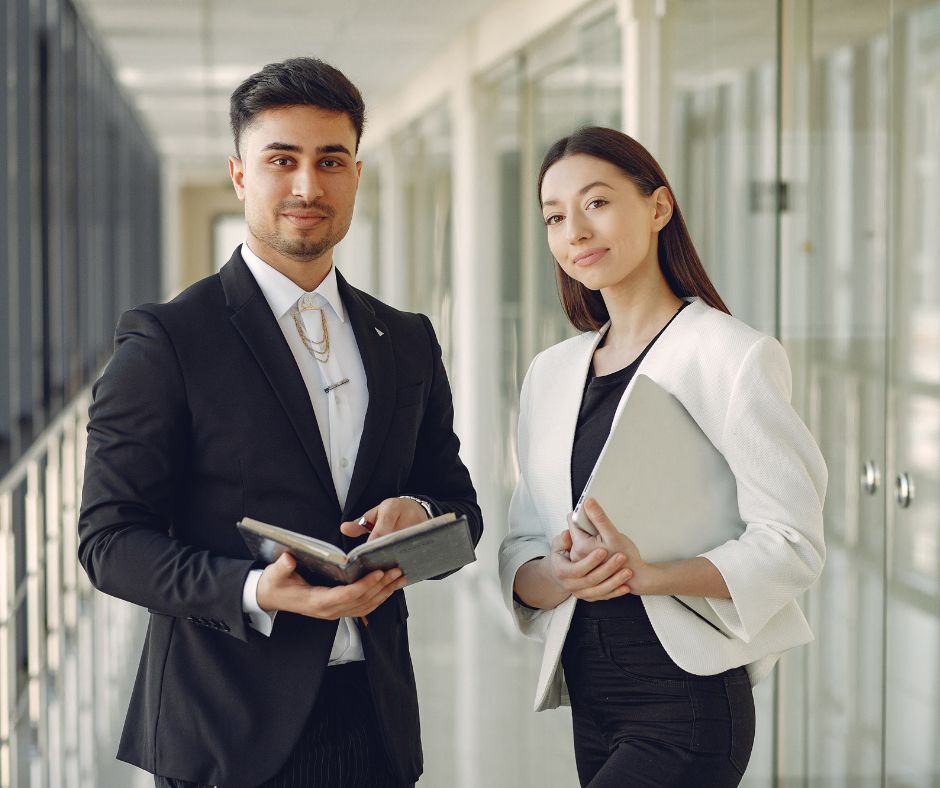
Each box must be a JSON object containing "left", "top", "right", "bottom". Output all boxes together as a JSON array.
[{"left": 240, "top": 241, "right": 347, "bottom": 323}]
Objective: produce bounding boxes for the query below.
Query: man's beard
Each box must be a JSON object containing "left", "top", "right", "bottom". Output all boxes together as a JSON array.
[{"left": 248, "top": 200, "right": 349, "bottom": 262}]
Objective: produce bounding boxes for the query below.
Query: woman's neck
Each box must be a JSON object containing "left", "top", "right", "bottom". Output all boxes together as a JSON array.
[{"left": 600, "top": 272, "right": 683, "bottom": 353}]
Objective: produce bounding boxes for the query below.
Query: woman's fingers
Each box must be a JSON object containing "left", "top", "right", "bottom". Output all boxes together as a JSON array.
[{"left": 575, "top": 565, "right": 633, "bottom": 600}]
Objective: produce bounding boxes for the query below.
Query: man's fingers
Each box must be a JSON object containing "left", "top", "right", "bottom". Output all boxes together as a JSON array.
[
  {"left": 339, "top": 519, "right": 370, "bottom": 537},
  {"left": 273, "top": 551, "right": 296, "bottom": 576},
  {"left": 341, "top": 505, "right": 379, "bottom": 538},
  {"left": 368, "top": 504, "right": 400, "bottom": 541}
]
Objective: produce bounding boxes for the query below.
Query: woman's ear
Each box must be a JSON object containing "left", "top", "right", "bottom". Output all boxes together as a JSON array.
[{"left": 651, "top": 186, "right": 674, "bottom": 231}]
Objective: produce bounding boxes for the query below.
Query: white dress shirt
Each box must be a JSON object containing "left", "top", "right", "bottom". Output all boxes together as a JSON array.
[{"left": 240, "top": 242, "right": 368, "bottom": 664}]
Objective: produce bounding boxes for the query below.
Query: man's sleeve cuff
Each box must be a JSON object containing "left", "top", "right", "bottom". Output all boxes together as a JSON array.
[{"left": 242, "top": 568, "right": 276, "bottom": 637}]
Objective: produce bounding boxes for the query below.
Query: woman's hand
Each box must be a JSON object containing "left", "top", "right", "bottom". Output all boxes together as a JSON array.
[
  {"left": 547, "top": 527, "right": 634, "bottom": 602},
  {"left": 568, "top": 498, "right": 650, "bottom": 592}
]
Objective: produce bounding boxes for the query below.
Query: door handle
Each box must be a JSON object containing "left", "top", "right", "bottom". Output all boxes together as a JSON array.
[
  {"left": 861, "top": 460, "right": 881, "bottom": 495},
  {"left": 895, "top": 472, "right": 915, "bottom": 509}
]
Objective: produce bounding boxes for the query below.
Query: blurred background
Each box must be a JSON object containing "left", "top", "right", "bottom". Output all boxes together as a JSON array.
[{"left": 1, "top": 0, "right": 939, "bottom": 785}]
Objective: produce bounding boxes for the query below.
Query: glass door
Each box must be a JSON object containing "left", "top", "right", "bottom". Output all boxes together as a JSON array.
[
  {"left": 884, "top": 3, "right": 940, "bottom": 784},
  {"left": 782, "top": 2, "right": 891, "bottom": 784}
]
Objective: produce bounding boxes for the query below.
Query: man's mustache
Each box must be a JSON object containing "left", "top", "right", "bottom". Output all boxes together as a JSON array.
[{"left": 277, "top": 200, "right": 335, "bottom": 217}]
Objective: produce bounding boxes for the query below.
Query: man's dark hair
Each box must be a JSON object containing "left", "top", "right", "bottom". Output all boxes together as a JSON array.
[{"left": 229, "top": 57, "right": 366, "bottom": 156}]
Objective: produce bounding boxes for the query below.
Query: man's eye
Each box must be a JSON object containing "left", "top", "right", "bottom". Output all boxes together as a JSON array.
[
  {"left": 272, "top": 157, "right": 293, "bottom": 166},
  {"left": 320, "top": 159, "right": 341, "bottom": 168}
]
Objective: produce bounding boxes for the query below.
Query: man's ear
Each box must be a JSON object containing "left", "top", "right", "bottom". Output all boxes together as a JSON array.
[{"left": 229, "top": 156, "right": 246, "bottom": 201}]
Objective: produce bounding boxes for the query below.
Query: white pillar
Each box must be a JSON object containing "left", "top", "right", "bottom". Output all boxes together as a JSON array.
[
  {"left": 619, "top": 0, "right": 667, "bottom": 155},
  {"left": 377, "top": 140, "right": 408, "bottom": 309},
  {"left": 449, "top": 63, "right": 491, "bottom": 788}
]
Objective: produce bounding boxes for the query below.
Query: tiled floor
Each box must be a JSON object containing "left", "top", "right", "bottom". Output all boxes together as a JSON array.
[
  {"left": 103, "top": 567, "right": 778, "bottom": 787},
  {"left": 406, "top": 569, "right": 580, "bottom": 787}
]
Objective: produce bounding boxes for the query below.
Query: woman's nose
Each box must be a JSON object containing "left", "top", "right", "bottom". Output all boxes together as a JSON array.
[{"left": 566, "top": 212, "right": 591, "bottom": 243}]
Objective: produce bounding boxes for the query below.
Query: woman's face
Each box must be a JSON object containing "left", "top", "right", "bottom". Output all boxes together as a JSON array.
[{"left": 540, "top": 154, "right": 671, "bottom": 293}]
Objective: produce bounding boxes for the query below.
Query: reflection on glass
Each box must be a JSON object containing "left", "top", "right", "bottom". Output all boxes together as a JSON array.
[
  {"left": 397, "top": 106, "right": 454, "bottom": 368},
  {"left": 530, "top": 10, "right": 622, "bottom": 353},
  {"left": 663, "top": 3, "right": 779, "bottom": 783},
  {"left": 797, "top": 2, "right": 890, "bottom": 783},
  {"left": 885, "top": 2, "right": 940, "bottom": 783},
  {"left": 666, "top": 0, "right": 779, "bottom": 334}
]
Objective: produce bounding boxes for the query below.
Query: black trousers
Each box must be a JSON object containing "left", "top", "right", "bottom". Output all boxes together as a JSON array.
[
  {"left": 561, "top": 597, "right": 755, "bottom": 788},
  {"left": 154, "top": 662, "right": 412, "bottom": 788}
]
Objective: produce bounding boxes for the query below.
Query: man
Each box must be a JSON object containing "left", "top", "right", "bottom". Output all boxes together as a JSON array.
[{"left": 78, "top": 57, "right": 482, "bottom": 788}]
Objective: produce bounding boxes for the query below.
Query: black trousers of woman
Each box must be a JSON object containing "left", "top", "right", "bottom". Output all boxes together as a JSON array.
[{"left": 561, "top": 597, "right": 755, "bottom": 788}]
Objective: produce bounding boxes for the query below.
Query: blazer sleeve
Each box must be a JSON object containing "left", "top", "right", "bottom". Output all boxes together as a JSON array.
[
  {"left": 498, "top": 354, "right": 554, "bottom": 640},
  {"left": 78, "top": 308, "right": 255, "bottom": 642},
  {"left": 402, "top": 314, "right": 483, "bottom": 553},
  {"left": 699, "top": 336, "right": 828, "bottom": 642}
]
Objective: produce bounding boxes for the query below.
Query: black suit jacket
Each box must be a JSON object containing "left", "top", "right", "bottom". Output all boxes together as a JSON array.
[{"left": 78, "top": 250, "right": 482, "bottom": 786}]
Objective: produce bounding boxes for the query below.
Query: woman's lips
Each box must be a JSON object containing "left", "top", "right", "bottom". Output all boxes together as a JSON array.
[{"left": 572, "top": 248, "right": 608, "bottom": 266}]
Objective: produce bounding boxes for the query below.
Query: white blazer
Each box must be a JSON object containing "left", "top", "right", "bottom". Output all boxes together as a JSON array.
[{"left": 498, "top": 298, "right": 827, "bottom": 712}]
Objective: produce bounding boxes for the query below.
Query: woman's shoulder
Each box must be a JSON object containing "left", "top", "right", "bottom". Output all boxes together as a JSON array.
[
  {"left": 673, "top": 298, "right": 776, "bottom": 366},
  {"left": 527, "top": 330, "right": 598, "bottom": 375}
]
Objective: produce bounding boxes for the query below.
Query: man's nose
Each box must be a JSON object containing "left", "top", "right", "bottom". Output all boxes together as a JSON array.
[{"left": 291, "top": 166, "right": 325, "bottom": 201}]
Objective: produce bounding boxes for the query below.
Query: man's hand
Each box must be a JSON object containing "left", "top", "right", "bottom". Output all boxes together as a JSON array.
[
  {"left": 546, "top": 527, "right": 633, "bottom": 602},
  {"left": 339, "top": 497, "right": 429, "bottom": 541},
  {"left": 256, "top": 552, "right": 407, "bottom": 619}
]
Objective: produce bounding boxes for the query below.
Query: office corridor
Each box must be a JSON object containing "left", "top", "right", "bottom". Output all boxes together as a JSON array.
[{"left": 2, "top": 0, "right": 939, "bottom": 786}]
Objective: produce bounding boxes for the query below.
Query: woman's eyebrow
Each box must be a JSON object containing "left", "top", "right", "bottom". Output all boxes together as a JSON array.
[{"left": 542, "top": 180, "right": 614, "bottom": 207}]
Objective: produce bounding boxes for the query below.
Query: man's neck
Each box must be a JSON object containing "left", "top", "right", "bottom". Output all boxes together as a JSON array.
[{"left": 245, "top": 238, "right": 333, "bottom": 292}]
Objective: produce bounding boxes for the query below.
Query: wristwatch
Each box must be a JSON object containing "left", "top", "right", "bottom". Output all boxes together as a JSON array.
[{"left": 398, "top": 495, "right": 433, "bottom": 520}]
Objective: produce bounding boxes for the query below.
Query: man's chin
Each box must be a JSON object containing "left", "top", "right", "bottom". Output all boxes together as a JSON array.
[{"left": 274, "top": 239, "right": 335, "bottom": 262}]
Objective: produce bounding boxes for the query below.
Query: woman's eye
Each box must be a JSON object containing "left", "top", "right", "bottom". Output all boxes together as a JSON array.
[
  {"left": 544, "top": 214, "right": 563, "bottom": 226},
  {"left": 587, "top": 198, "right": 607, "bottom": 209}
]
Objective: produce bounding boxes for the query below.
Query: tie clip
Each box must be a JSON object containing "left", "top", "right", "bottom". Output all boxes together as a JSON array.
[{"left": 323, "top": 378, "right": 350, "bottom": 394}]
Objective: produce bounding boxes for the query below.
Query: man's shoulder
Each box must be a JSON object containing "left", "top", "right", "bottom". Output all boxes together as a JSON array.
[
  {"left": 343, "top": 282, "right": 427, "bottom": 331},
  {"left": 132, "top": 272, "right": 225, "bottom": 322}
]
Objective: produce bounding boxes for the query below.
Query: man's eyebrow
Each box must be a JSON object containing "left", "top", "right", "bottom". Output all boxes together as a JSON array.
[
  {"left": 260, "top": 142, "right": 302, "bottom": 153},
  {"left": 542, "top": 180, "right": 614, "bottom": 207},
  {"left": 259, "top": 142, "right": 353, "bottom": 157},
  {"left": 317, "top": 144, "right": 353, "bottom": 156}
]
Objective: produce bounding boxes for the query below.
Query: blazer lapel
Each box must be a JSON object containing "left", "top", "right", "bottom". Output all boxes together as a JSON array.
[
  {"left": 336, "top": 272, "right": 395, "bottom": 519},
  {"left": 220, "top": 251, "right": 339, "bottom": 509}
]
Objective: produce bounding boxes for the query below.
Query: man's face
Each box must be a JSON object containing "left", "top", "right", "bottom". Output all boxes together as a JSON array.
[{"left": 229, "top": 105, "right": 361, "bottom": 271}]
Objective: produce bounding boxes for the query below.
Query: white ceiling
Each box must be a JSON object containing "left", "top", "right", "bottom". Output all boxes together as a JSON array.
[{"left": 73, "top": 0, "right": 500, "bottom": 176}]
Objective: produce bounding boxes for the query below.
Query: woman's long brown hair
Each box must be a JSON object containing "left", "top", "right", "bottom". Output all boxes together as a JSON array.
[{"left": 538, "top": 127, "right": 730, "bottom": 331}]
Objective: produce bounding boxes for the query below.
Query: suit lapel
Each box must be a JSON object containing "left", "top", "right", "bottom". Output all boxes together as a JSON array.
[
  {"left": 220, "top": 251, "right": 339, "bottom": 509},
  {"left": 337, "top": 272, "right": 395, "bottom": 519}
]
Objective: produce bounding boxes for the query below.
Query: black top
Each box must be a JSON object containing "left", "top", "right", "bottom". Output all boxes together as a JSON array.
[
  {"left": 568, "top": 302, "right": 688, "bottom": 618},
  {"left": 570, "top": 302, "right": 689, "bottom": 509}
]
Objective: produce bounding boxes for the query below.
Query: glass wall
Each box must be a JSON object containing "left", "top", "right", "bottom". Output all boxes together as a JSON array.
[
  {"left": 884, "top": 1, "right": 940, "bottom": 782},
  {"left": 1, "top": 0, "right": 162, "bottom": 477},
  {"left": 398, "top": 106, "right": 455, "bottom": 368},
  {"left": 481, "top": 4, "right": 623, "bottom": 548}
]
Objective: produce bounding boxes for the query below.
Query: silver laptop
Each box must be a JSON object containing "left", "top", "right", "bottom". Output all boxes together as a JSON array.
[{"left": 571, "top": 374, "right": 745, "bottom": 637}]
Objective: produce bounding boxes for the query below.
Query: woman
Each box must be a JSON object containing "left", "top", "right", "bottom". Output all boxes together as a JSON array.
[{"left": 498, "top": 127, "right": 827, "bottom": 787}]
